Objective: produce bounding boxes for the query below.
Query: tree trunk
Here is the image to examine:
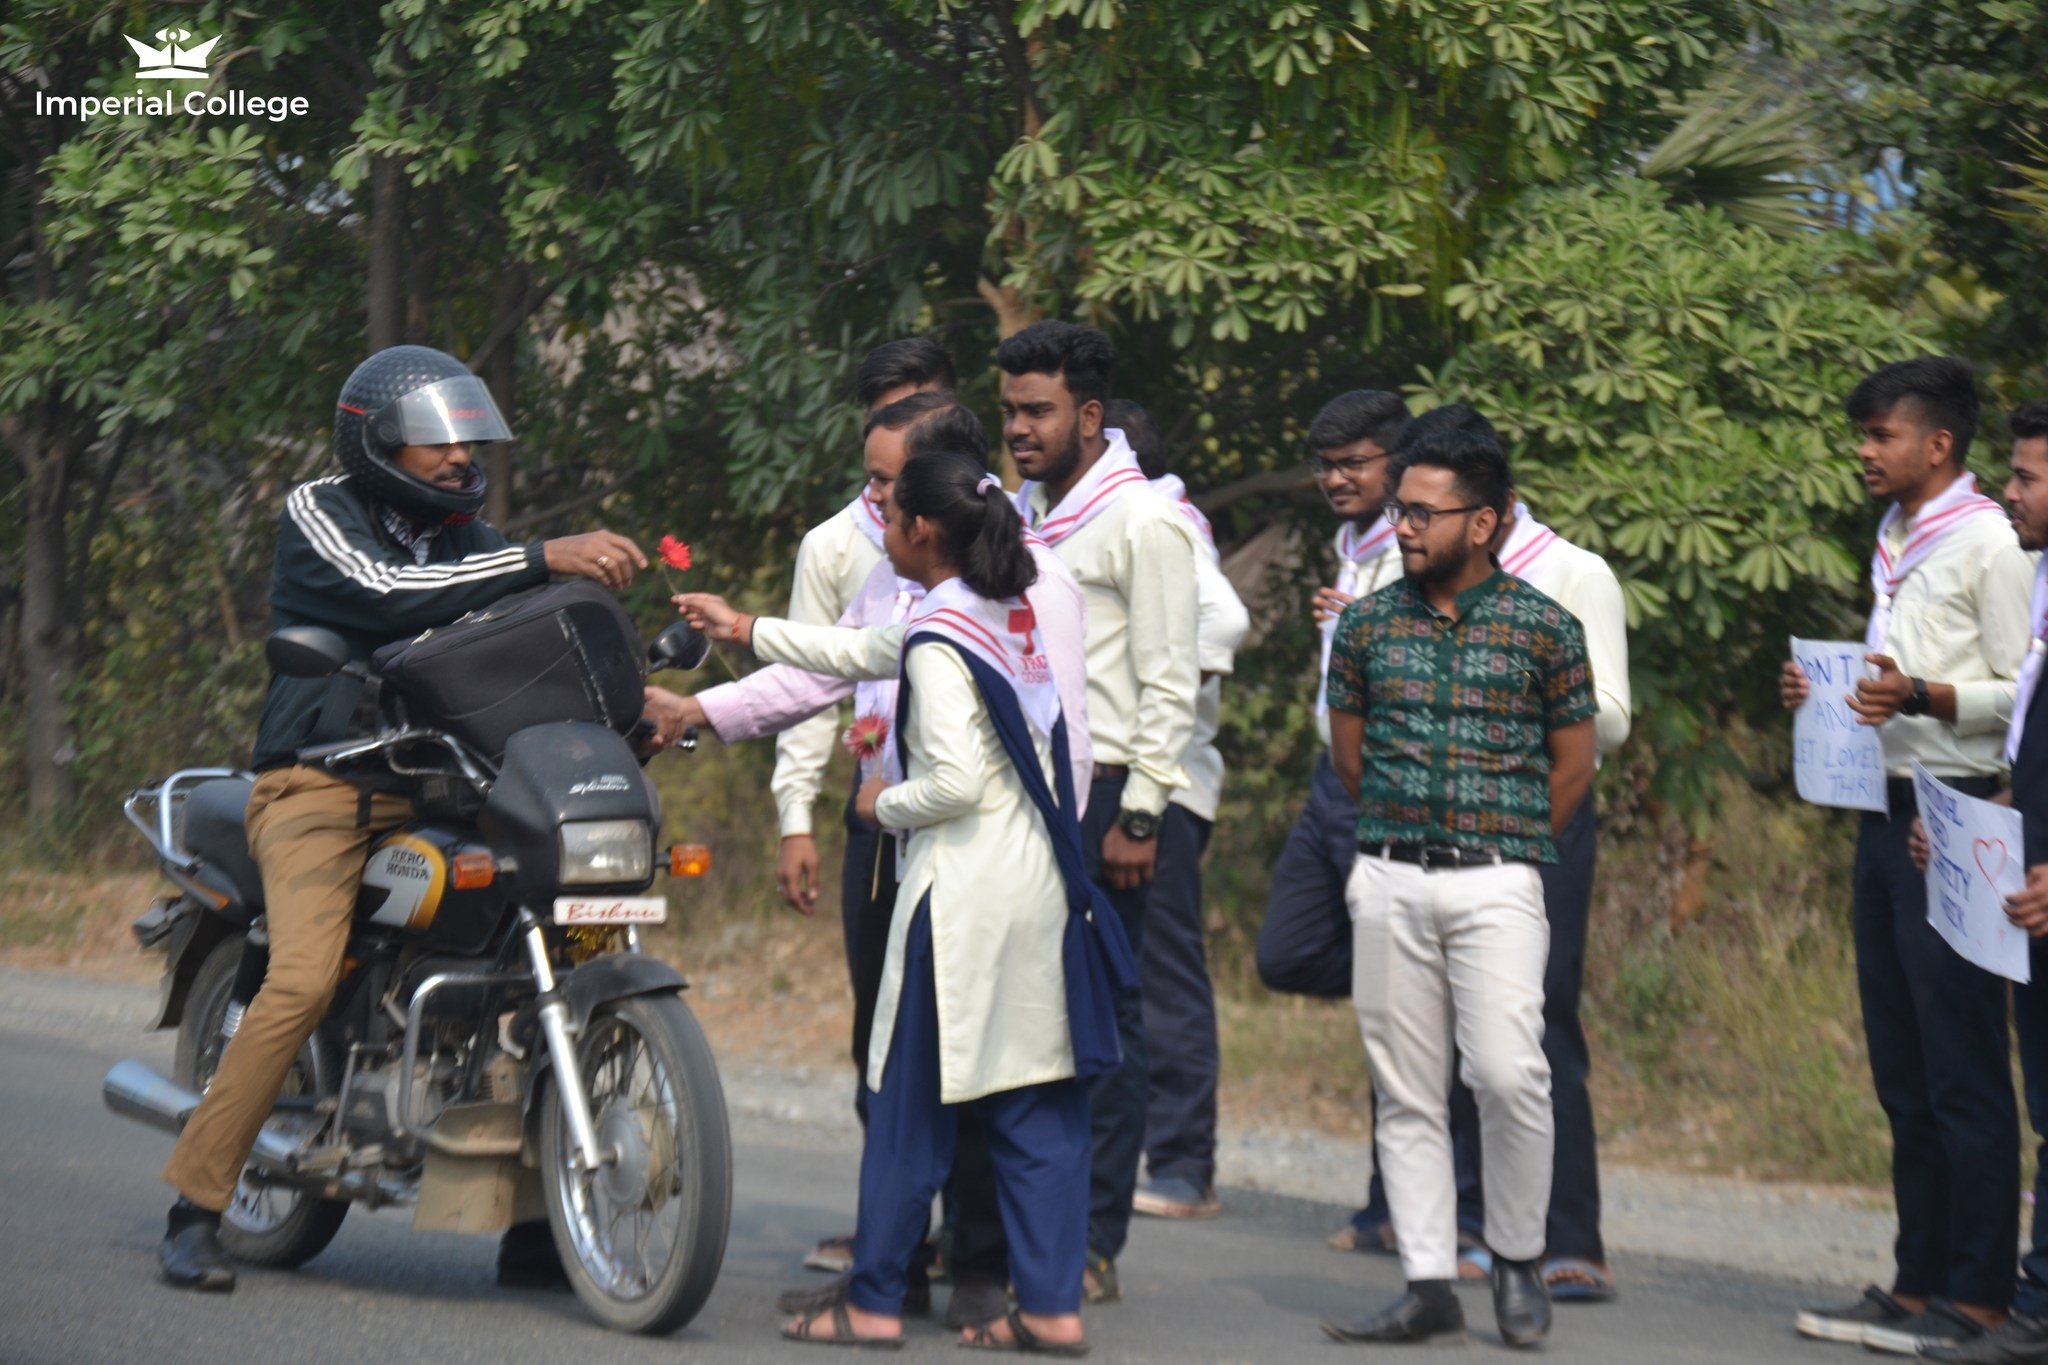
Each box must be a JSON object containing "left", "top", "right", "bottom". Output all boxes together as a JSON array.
[
  {"left": 482, "top": 262, "right": 529, "bottom": 526},
  {"left": 366, "top": 155, "right": 406, "bottom": 350},
  {"left": 977, "top": 276, "right": 1041, "bottom": 487},
  {"left": 17, "top": 420, "right": 79, "bottom": 817},
  {"left": 405, "top": 180, "right": 442, "bottom": 343}
]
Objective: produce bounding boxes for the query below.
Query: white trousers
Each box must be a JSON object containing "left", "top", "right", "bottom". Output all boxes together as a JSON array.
[{"left": 1347, "top": 853, "right": 1553, "bottom": 1282}]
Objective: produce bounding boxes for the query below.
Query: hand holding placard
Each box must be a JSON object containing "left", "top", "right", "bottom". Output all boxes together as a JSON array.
[
  {"left": 1789, "top": 637, "right": 1889, "bottom": 814},
  {"left": 1912, "top": 761, "right": 2030, "bottom": 983}
]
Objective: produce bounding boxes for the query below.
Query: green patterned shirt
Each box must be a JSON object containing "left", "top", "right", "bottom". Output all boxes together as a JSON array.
[{"left": 1325, "top": 569, "right": 1597, "bottom": 863}]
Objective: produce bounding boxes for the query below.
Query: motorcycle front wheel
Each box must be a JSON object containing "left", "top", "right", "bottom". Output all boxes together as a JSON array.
[
  {"left": 538, "top": 991, "right": 732, "bottom": 1335},
  {"left": 176, "top": 935, "right": 350, "bottom": 1268}
]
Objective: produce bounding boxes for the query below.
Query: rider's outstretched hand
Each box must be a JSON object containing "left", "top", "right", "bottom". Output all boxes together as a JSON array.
[
  {"left": 545, "top": 530, "right": 647, "bottom": 592},
  {"left": 675, "top": 592, "right": 753, "bottom": 647}
]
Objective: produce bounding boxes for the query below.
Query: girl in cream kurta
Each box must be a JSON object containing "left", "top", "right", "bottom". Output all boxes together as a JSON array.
[
  {"left": 679, "top": 450, "right": 1107, "bottom": 1354},
  {"left": 748, "top": 615, "right": 1075, "bottom": 1106}
]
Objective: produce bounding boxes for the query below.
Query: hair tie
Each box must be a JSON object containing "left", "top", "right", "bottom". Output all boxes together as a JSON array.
[{"left": 976, "top": 474, "right": 1002, "bottom": 497}]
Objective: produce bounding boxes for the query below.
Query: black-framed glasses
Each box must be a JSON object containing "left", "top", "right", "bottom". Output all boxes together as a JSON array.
[
  {"left": 1305, "top": 452, "right": 1388, "bottom": 479},
  {"left": 1384, "top": 501, "right": 1483, "bottom": 530}
]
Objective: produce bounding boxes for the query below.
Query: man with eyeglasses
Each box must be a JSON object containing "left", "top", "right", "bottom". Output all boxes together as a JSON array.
[
  {"left": 1257, "top": 391, "right": 1413, "bottom": 1001},
  {"left": 1320, "top": 407, "right": 1597, "bottom": 1349},
  {"left": 769, "top": 337, "right": 953, "bottom": 1280}
]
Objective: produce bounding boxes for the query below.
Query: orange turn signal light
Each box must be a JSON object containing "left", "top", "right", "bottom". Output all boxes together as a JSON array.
[
  {"left": 668, "top": 843, "right": 711, "bottom": 878},
  {"left": 451, "top": 852, "right": 496, "bottom": 889}
]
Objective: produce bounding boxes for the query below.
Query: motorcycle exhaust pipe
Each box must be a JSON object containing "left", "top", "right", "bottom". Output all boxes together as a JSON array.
[
  {"left": 104, "top": 1059, "right": 202, "bottom": 1136},
  {"left": 101, "top": 1060, "right": 302, "bottom": 1172}
]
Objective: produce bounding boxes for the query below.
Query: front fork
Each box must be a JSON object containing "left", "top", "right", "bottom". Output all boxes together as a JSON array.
[{"left": 520, "top": 914, "right": 611, "bottom": 1173}]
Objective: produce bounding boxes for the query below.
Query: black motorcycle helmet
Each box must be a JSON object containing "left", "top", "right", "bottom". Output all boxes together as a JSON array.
[{"left": 334, "top": 345, "right": 512, "bottom": 523}]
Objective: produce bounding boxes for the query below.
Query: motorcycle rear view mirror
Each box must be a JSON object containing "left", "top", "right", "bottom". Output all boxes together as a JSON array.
[
  {"left": 266, "top": 626, "right": 354, "bottom": 679},
  {"left": 648, "top": 621, "right": 711, "bottom": 673}
]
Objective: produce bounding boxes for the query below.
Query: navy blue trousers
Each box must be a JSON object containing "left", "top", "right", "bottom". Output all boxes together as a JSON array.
[
  {"left": 849, "top": 903, "right": 1090, "bottom": 1317},
  {"left": 843, "top": 790, "right": 1010, "bottom": 1284},
  {"left": 1141, "top": 804, "right": 1218, "bottom": 1189},
  {"left": 2016, "top": 936, "right": 2048, "bottom": 1319},
  {"left": 1854, "top": 778, "right": 2016, "bottom": 1309},
  {"left": 1082, "top": 773, "right": 1150, "bottom": 1261}
]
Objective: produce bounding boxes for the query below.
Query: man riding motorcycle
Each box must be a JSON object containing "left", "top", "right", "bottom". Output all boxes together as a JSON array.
[{"left": 158, "top": 344, "right": 649, "bottom": 1291}]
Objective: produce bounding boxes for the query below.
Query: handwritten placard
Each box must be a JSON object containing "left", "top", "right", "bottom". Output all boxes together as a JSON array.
[
  {"left": 1913, "top": 761, "right": 2030, "bottom": 984},
  {"left": 1790, "top": 637, "right": 1888, "bottom": 814}
]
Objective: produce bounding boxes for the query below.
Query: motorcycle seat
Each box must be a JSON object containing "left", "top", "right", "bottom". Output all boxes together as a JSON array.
[{"left": 182, "top": 777, "right": 265, "bottom": 912}]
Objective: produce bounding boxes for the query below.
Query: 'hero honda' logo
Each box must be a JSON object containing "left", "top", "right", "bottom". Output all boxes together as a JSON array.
[{"left": 32, "top": 22, "right": 310, "bottom": 123}]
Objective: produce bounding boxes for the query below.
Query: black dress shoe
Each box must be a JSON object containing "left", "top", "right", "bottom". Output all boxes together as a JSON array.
[
  {"left": 945, "top": 1276, "right": 1012, "bottom": 1329},
  {"left": 496, "top": 1219, "right": 571, "bottom": 1292},
  {"left": 159, "top": 1222, "right": 236, "bottom": 1292},
  {"left": 1921, "top": 1313, "right": 2048, "bottom": 1363},
  {"left": 1322, "top": 1288, "right": 1467, "bottom": 1345},
  {"left": 1491, "top": 1258, "right": 1552, "bottom": 1348}
]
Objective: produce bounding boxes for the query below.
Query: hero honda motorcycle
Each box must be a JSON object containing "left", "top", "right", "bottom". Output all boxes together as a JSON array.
[{"left": 103, "top": 618, "right": 730, "bottom": 1335}]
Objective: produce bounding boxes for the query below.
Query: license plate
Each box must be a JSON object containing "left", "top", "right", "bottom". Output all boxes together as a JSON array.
[{"left": 552, "top": 895, "right": 667, "bottom": 926}]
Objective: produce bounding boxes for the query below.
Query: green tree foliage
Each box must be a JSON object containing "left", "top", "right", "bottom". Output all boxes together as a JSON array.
[
  {"left": 611, "top": 0, "right": 1750, "bottom": 503},
  {"left": 1829, "top": 0, "right": 2048, "bottom": 379},
  {"left": 1413, "top": 177, "right": 1934, "bottom": 815}
]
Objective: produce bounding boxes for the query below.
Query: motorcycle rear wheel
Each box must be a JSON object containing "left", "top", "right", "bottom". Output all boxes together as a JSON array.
[
  {"left": 177, "top": 935, "right": 351, "bottom": 1268},
  {"left": 539, "top": 991, "right": 732, "bottom": 1335}
]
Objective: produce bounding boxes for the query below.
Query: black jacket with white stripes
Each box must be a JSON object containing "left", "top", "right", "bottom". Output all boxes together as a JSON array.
[{"left": 250, "top": 474, "right": 548, "bottom": 772}]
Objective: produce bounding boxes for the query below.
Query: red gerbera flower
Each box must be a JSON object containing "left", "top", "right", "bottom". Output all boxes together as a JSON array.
[
  {"left": 843, "top": 714, "right": 891, "bottom": 762},
  {"left": 658, "top": 535, "right": 693, "bottom": 571}
]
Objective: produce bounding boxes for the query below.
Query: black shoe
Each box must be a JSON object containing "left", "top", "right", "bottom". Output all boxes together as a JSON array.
[
  {"left": 945, "top": 1276, "right": 1012, "bottom": 1329},
  {"left": 1864, "top": 1301, "right": 1990, "bottom": 1356},
  {"left": 1921, "top": 1313, "right": 2048, "bottom": 1363},
  {"left": 158, "top": 1203, "right": 235, "bottom": 1293},
  {"left": 1491, "top": 1258, "right": 1552, "bottom": 1348},
  {"left": 777, "top": 1269, "right": 932, "bottom": 1317},
  {"left": 1322, "top": 1287, "right": 1467, "bottom": 1346},
  {"left": 496, "top": 1219, "right": 571, "bottom": 1292},
  {"left": 1797, "top": 1286, "right": 1915, "bottom": 1344}
]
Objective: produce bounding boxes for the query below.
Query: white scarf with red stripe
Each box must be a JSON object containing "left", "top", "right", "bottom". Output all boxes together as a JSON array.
[
  {"left": 1317, "top": 518, "right": 1400, "bottom": 719},
  {"left": 846, "top": 488, "right": 888, "bottom": 551},
  {"left": 1498, "top": 506, "right": 1562, "bottom": 583},
  {"left": 848, "top": 562, "right": 924, "bottom": 781},
  {"left": 905, "top": 577, "right": 1064, "bottom": 743},
  {"left": 1867, "top": 473, "right": 2007, "bottom": 651},
  {"left": 1149, "top": 473, "right": 1217, "bottom": 561},
  {"left": 2007, "top": 556, "right": 2048, "bottom": 764},
  {"left": 1014, "top": 430, "right": 1150, "bottom": 546}
]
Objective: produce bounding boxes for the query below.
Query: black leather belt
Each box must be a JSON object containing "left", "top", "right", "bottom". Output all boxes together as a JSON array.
[
  {"left": 1366, "top": 841, "right": 1529, "bottom": 872},
  {"left": 1092, "top": 763, "right": 1129, "bottom": 782}
]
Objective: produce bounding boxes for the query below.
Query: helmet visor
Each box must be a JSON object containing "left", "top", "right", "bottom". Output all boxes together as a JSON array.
[{"left": 378, "top": 375, "right": 513, "bottom": 448}]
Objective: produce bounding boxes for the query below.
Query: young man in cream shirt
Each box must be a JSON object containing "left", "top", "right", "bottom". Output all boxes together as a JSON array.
[
  {"left": 773, "top": 336, "right": 952, "bottom": 1279},
  {"left": 1001, "top": 322, "right": 1202, "bottom": 1300},
  {"left": 1107, "top": 400, "right": 1253, "bottom": 1223},
  {"left": 1783, "top": 357, "right": 2031, "bottom": 1356}
]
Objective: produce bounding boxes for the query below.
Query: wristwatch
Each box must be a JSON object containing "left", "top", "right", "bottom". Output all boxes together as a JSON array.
[
  {"left": 1899, "top": 677, "right": 1931, "bottom": 717},
  {"left": 1117, "top": 808, "right": 1162, "bottom": 841}
]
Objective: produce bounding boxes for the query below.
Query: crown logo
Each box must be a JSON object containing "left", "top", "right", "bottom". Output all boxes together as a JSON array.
[{"left": 123, "top": 26, "right": 220, "bottom": 80}]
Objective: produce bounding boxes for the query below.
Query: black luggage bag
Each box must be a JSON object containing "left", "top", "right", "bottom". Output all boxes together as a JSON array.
[{"left": 370, "top": 581, "right": 644, "bottom": 762}]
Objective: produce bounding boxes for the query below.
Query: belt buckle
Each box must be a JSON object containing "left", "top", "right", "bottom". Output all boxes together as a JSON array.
[{"left": 1419, "top": 845, "right": 1442, "bottom": 873}]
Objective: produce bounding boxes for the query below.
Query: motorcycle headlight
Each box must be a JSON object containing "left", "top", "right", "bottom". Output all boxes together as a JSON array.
[{"left": 558, "top": 820, "right": 653, "bottom": 885}]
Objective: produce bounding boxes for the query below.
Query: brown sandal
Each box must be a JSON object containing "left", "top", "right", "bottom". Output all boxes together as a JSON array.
[
  {"left": 960, "top": 1308, "right": 1089, "bottom": 1357},
  {"left": 782, "top": 1300, "right": 906, "bottom": 1350}
]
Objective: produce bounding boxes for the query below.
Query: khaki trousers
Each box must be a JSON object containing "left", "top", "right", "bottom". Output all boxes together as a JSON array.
[
  {"left": 1347, "top": 853, "right": 1553, "bottom": 1283},
  {"left": 162, "top": 766, "right": 411, "bottom": 1211}
]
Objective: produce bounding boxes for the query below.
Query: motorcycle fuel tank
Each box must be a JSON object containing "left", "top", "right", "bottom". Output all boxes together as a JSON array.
[{"left": 354, "top": 824, "right": 505, "bottom": 954}]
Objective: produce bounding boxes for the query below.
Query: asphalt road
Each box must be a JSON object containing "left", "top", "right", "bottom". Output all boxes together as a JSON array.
[{"left": 0, "top": 969, "right": 1863, "bottom": 1364}]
